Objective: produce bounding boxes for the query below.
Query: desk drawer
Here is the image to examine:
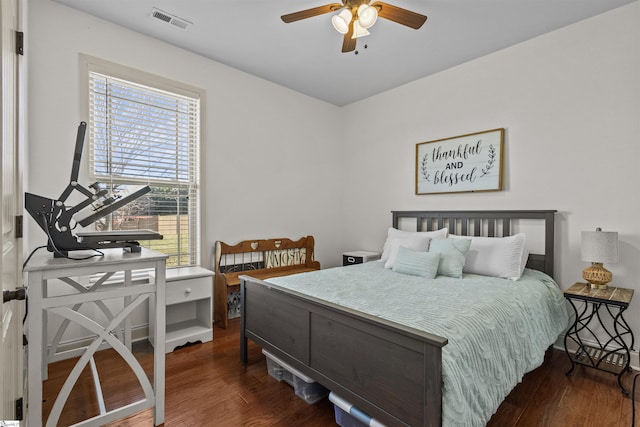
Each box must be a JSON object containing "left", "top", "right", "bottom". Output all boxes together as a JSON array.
[{"left": 166, "top": 277, "right": 211, "bottom": 306}]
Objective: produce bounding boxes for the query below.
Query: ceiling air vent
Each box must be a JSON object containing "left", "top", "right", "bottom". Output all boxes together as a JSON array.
[{"left": 150, "top": 8, "right": 191, "bottom": 31}]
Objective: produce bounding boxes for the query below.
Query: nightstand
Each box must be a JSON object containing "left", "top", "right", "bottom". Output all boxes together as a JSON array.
[
  {"left": 563, "top": 282, "right": 634, "bottom": 394},
  {"left": 342, "top": 251, "right": 381, "bottom": 266},
  {"left": 150, "top": 266, "right": 213, "bottom": 353}
]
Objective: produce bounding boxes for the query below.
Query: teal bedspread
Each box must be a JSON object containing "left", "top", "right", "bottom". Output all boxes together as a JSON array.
[{"left": 267, "top": 261, "right": 569, "bottom": 427}]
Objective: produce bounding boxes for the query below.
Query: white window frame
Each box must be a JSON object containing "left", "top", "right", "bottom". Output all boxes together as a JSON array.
[{"left": 80, "top": 55, "right": 204, "bottom": 268}]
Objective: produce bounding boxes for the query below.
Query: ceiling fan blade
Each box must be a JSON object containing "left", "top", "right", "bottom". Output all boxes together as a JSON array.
[
  {"left": 281, "top": 3, "right": 343, "bottom": 23},
  {"left": 371, "top": 2, "right": 427, "bottom": 29},
  {"left": 342, "top": 19, "right": 357, "bottom": 53}
]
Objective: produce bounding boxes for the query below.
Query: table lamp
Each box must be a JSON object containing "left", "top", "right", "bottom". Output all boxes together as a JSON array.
[{"left": 581, "top": 227, "right": 618, "bottom": 289}]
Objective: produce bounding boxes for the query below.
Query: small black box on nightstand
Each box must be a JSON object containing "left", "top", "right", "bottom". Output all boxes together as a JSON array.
[{"left": 343, "top": 251, "right": 381, "bottom": 266}]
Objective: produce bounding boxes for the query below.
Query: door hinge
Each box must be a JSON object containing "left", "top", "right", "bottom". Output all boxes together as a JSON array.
[
  {"left": 15, "top": 215, "right": 22, "bottom": 238},
  {"left": 15, "top": 397, "right": 23, "bottom": 420},
  {"left": 15, "top": 31, "right": 24, "bottom": 55}
]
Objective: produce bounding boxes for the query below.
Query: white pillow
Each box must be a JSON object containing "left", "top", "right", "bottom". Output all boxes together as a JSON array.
[
  {"left": 381, "top": 227, "right": 448, "bottom": 261},
  {"left": 383, "top": 236, "right": 431, "bottom": 269},
  {"left": 450, "top": 233, "right": 528, "bottom": 280}
]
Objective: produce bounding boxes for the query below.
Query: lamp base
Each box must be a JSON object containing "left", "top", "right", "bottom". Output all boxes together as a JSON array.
[{"left": 582, "top": 262, "right": 612, "bottom": 290}]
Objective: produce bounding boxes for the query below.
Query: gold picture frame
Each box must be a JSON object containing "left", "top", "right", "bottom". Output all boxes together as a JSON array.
[{"left": 416, "top": 128, "right": 504, "bottom": 195}]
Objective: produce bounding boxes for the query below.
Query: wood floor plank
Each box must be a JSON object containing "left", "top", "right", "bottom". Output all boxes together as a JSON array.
[{"left": 42, "top": 319, "right": 638, "bottom": 426}]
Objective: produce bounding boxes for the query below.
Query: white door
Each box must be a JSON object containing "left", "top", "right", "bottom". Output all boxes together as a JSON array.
[{"left": 0, "top": 0, "right": 24, "bottom": 423}]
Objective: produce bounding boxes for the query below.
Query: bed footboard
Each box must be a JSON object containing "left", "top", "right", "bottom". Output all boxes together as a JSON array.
[{"left": 240, "top": 276, "right": 447, "bottom": 427}]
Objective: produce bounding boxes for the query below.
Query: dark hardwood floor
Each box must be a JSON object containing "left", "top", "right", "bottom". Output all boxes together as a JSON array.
[{"left": 43, "top": 319, "right": 637, "bottom": 426}]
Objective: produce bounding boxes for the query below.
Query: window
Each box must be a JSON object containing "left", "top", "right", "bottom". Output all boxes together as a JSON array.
[{"left": 87, "top": 65, "right": 201, "bottom": 268}]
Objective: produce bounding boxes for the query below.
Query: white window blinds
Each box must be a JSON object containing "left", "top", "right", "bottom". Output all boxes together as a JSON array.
[{"left": 88, "top": 71, "right": 201, "bottom": 267}]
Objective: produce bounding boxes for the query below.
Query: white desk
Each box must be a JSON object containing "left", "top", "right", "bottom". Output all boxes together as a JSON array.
[{"left": 24, "top": 248, "right": 167, "bottom": 427}]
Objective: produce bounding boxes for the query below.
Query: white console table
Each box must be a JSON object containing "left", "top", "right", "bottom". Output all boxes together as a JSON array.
[{"left": 24, "top": 248, "right": 167, "bottom": 427}]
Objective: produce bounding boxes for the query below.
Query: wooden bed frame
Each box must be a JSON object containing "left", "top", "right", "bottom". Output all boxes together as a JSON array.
[{"left": 240, "top": 210, "right": 557, "bottom": 426}]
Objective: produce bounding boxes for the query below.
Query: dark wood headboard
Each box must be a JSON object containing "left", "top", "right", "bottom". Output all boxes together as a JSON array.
[{"left": 391, "top": 210, "right": 557, "bottom": 278}]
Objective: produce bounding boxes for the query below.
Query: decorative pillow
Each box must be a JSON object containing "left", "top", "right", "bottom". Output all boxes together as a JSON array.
[
  {"left": 383, "top": 236, "right": 431, "bottom": 269},
  {"left": 381, "top": 227, "right": 448, "bottom": 261},
  {"left": 428, "top": 238, "right": 472, "bottom": 278},
  {"left": 392, "top": 246, "right": 440, "bottom": 278},
  {"left": 450, "top": 233, "right": 528, "bottom": 280}
]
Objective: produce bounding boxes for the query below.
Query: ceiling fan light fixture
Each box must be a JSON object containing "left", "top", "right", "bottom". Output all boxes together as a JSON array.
[
  {"left": 331, "top": 9, "right": 353, "bottom": 34},
  {"left": 351, "top": 19, "right": 370, "bottom": 39},
  {"left": 357, "top": 4, "right": 378, "bottom": 29}
]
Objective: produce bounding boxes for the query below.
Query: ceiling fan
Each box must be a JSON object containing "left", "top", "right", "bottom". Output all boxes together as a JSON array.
[{"left": 281, "top": 0, "right": 427, "bottom": 53}]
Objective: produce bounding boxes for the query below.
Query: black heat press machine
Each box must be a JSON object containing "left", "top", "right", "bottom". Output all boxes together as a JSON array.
[{"left": 25, "top": 121, "right": 163, "bottom": 257}]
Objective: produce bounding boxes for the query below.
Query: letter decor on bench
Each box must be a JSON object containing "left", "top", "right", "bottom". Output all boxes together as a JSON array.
[{"left": 213, "top": 236, "right": 320, "bottom": 329}]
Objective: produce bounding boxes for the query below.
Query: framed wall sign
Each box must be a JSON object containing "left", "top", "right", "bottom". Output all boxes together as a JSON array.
[{"left": 416, "top": 128, "right": 504, "bottom": 195}]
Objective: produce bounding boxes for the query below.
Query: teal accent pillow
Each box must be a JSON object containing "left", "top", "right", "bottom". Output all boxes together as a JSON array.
[
  {"left": 392, "top": 246, "right": 441, "bottom": 278},
  {"left": 428, "top": 238, "right": 472, "bottom": 278}
]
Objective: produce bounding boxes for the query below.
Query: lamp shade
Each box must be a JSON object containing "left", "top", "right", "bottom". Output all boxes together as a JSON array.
[
  {"left": 581, "top": 228, "right": 618, "bottom": 263},
  {"left": 331, "top": 9, "right": 352, "bottom": 34},
  {"left": 357, "top": 4, "right": 378, "bottom": 28},
  {"left": 351, "top": 19, "right": 370, "bottom": 39}
]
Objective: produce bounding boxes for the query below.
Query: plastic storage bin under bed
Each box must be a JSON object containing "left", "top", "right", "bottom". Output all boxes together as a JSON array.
[
  {"left": 329, "top": 392, "right": 386, "bottom": 427},
  {"left": 262, "top": 350, "right": 329, "bottom": 404}
]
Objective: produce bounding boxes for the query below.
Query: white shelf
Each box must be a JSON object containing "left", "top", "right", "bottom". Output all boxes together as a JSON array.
[
  {"left": 166, "top": 319, "right": 211, "bottom": 335},
  {"left": 165, "top": 320, "right": 213, "bottom": 353}
]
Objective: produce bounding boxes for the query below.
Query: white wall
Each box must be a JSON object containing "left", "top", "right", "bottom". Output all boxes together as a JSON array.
[
  {"left": 26, "top": 0, "right": 344, "bottom": 270},
  {"left": 340, "top": 2, "right": 640, "bottom": 336},
  {"left": 26, "top": 0, "right": 344, "bottom": 343}
]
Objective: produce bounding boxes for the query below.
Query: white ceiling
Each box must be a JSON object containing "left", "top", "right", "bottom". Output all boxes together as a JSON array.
[{"left": 53, "top": 0, "right": 634, "bottom": 106}]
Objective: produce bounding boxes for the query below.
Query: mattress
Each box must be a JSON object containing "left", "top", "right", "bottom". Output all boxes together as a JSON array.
[{"left": 267, "top": 261, "right": 569, "bottom": 426}]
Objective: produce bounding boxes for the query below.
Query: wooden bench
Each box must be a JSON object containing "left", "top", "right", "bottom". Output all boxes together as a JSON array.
[{"left": 213, "top": 236, "right": 320, "bottom": 328}]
